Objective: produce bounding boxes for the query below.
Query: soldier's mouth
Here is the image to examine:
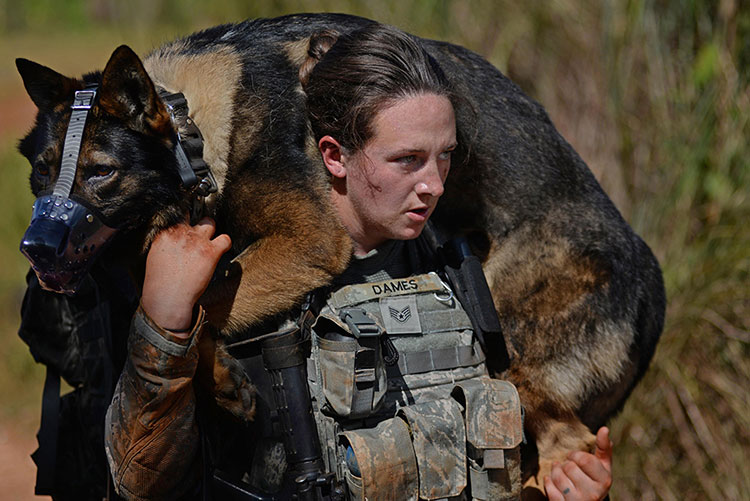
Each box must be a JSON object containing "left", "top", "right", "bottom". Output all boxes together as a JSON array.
[{"left": 407, "top": 207, "right": 429, "bottom": 221}]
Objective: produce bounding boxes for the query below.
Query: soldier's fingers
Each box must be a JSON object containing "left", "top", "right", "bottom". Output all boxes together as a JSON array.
[
  {"left": 567, "top": 451, "right": 606, "bottom": 478},
  {"left": 549, "top": 463, "right": 579, "bottom": 500},
  {"left": 562, "top": 460, "right": 593, "bottom": 490},
  {"left": 594, "top": 427, "right": 613, "bottom": 470},
  {"left": 560, "top": 454, "right": 612, "bottom": 500},
  {"left": 191, "top": 217, "right": 231, "bottom": 256},
  {"left": 194, "top": 216, "right": 218, "bottom": 237},
  {"left": 211, "top": 233, "right": 232, "bottom": 255},
  {"left": 567, "top": 431, "right": 612, "bottom": 484},
  {"left": 544, "top": 474, "right": 566, "bottom": 501}
]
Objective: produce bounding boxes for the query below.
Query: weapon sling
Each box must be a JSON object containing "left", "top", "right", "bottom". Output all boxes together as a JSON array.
[{"left": 419, "top": 221, "right": 510, "bottom": 374}]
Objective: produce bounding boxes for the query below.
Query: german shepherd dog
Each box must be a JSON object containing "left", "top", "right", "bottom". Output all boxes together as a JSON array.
[{"left": 16, "top": 13, "right": 664, "bottom": 496}]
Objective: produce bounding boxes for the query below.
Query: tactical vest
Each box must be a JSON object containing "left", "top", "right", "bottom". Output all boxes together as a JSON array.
[{"left": 307, "top": 272, "right": 523, "bottom": 500}]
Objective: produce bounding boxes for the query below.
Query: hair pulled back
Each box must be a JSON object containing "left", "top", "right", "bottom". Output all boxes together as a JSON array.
[{"left": 300, "top": 23, "right": 455, "bottom": 152}]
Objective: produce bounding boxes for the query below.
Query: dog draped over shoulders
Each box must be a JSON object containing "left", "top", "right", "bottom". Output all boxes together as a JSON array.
[{"left": 16, "top": 12, "right": 664, "bottom": 494}]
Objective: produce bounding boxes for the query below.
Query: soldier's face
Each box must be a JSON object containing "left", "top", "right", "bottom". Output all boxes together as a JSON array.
[{"left": 339, "top": 93, "right": 456, "bottom": 255}]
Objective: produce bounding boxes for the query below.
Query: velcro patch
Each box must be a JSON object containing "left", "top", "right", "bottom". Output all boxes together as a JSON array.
[{"left": 380, "top": 296, "right": 421, "bottom": 334}]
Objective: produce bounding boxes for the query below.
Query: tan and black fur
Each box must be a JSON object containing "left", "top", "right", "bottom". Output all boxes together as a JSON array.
[{"left": 17, "top": 13, "right": 664, "bottom": 497}]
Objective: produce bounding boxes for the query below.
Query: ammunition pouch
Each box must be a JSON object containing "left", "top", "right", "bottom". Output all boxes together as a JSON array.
[
  {"left": 453, "top": 379, "right": 523, "bottom": 500},
  {"left": 314, "top": 309, "right": 388, "bottom": 419},
  {"left": 339, "top": 379, "right": 522, "bottom": 500},
  {"left": 396, "top": 398, "right": 467, "bottom": 499},
  {"left": 341, "top": 416, "right": 418, "bottom": 500}
]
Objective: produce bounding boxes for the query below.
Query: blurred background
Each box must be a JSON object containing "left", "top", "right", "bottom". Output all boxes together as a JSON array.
[{"left": 0, "top": 0, "right": 747, "bottom": 499}]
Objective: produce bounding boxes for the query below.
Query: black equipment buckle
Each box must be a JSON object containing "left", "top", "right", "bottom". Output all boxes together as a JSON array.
[
  {"left": 339, "top": 308, "right": 380, "bottom": 338},
  {"left": 339, "top": 308, "right": 399, "bottom": 366}
]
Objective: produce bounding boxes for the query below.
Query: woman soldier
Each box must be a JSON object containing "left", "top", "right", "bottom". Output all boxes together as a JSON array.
[{"left": 106, "top": 23, "right": 613, "bottom": 500}]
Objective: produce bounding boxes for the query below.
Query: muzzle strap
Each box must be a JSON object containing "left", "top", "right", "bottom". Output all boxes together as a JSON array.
[{"left": 53, "top": 86, "right": 97, "bottom": 198}]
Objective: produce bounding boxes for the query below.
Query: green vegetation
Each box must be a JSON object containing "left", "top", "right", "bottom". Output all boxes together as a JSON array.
[
  {"left": 1, "top": 1, "right": 747, "bottom": 498},
  {"left": 0, "top": 136, "right": 39, "bottom": 417}
]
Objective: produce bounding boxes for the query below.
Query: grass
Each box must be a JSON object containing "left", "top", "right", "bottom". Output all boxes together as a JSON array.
[
  {"left": 0, "top": 135, "right": 42, "bottom": 421},
  {"left": 1, "top": 0, "right": 748, "bottom": 498}
]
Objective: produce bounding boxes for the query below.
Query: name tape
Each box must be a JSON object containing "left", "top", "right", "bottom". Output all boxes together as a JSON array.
[{"left": 330, "top": 272, "right": 446, "bottom": 308}]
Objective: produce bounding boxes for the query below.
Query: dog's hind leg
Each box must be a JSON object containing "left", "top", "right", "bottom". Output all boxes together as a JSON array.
[
  {"left": 481, "top": 225, "right": 626, "bottom": 498},
  {"left": 519, "top": 408, "right": 597, "bottom": 499}
]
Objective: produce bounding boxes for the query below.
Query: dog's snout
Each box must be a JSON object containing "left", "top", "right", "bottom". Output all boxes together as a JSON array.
[
  {"left": 20, "top": 217, "right": 71, "bottom": 263},
  {"left": 20, "top": 195, "right": 119, "bottom": 294}
]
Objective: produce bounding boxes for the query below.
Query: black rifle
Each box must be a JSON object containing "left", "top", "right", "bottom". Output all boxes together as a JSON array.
[
  {"left": 215, "top": 326, "right": 344, "bottom": 501},
  {"left": 260, "top": 328, "right": 344, "bottom": 500}
]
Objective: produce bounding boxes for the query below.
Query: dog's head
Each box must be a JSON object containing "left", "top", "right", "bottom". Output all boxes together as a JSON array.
[{"left": 17, "top": 45, "right": 189, "bottom": 294}]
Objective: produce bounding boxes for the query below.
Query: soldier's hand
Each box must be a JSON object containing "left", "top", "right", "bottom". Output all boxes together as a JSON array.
[
  {"left": 544, "top": 426, "right": 613, "bottom": 501},
  {"left": 141, "top": 217, "right": 232, "bottom": 335}
]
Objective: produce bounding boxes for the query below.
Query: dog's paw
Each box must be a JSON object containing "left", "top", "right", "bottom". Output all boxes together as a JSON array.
[
  {"left": 522, "top": 418, "right": 597, "bottom": 497},
  {"left": 196, "top": 333, "right": 256, "bottom": 422}
]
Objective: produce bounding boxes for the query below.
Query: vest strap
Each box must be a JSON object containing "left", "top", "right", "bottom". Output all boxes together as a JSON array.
[{"left": 351, "top": 335, "right": 382, "bottom": 417}]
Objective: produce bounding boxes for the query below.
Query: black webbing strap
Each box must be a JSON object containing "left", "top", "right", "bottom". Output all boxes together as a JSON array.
[
  {"left": 385, "top": 342, "right": 485, "bottom": 378},
  {"left": 32, "top": 365, "right": 61, "bottom": 495},
  {"left": 261, "top": 334, "right": 307, "bottom": 370},
  {"left": 157, "top": 88, "right": 217, "bottom": 197},
  {"left": 420, "top": 221, "right": 510, "bottom": 374}
]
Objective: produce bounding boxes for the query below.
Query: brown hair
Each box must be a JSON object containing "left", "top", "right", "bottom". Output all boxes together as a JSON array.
[{"left": 300, "top": 23, "right": 456, "bottom": 153}]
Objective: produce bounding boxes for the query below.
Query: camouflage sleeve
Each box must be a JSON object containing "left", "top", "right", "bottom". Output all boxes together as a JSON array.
[{"left": 105, "top": 305, "right": 205, "bottom": 501}]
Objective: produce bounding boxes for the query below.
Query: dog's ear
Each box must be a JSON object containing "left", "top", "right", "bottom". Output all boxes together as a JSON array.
[
  {"left": 16, "top": 58, "right": 79, "bottom": 111},
  {"left": 98, "top": 45, "right": 172, "bottom": 137}
]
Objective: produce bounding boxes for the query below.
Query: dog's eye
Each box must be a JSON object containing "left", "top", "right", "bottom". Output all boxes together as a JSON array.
[
  {"left": 34, "top": 161, "right": 49, "bottom": 177},
  {"left": 94, "top": 165, "right": 115, "bottom": 177}
]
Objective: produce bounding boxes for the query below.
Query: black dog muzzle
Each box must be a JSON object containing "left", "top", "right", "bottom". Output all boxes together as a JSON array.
[
  {"left": 21, "top": 194, "right": 117, "bottom": 294},
  {"left": 20, "top": 85, "right": 119, "bottom": 295}
]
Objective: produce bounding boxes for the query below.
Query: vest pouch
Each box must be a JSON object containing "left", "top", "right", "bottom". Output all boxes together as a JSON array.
[
  {"left": 341, "top": 417, "right": 419, "bottom": 501},
  {"left": 451, "top": 378, "right": 523, "bottom": 500},
  {"left": 397, "top": 398, "right": 467, "bottom": 500},
  {"left": 315, "top": 311, "right": 387, "bottom": 419}
]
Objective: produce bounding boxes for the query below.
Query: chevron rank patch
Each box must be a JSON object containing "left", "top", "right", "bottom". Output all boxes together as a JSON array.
[{"left": 380, "top": 296, "right": 421, "bottom": 334}]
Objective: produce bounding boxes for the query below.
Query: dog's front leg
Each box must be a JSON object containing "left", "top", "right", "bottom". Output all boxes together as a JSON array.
[
  {"left": 195, "top": 328, "right": 257, "bottom": 421},
  {"left": 200, "top": 229, "right": 351, "bottom": 335}
]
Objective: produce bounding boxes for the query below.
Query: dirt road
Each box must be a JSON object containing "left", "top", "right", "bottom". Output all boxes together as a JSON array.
[{"left": 0, "top": 417, "right": 41, "bottom": 501}]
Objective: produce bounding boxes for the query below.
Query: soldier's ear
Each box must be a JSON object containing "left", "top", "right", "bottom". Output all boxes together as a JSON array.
[
  {"left": 319, "top": 136, "right": 347, "bottom": 178},
  {"left": 97, "top": 45, "right": 172, "bottom": 137},
  {"left": 16, "top": 58, "right": 79, "bottom": 111}
]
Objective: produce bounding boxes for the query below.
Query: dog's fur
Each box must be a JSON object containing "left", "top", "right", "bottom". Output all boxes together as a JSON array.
[{"left": 17, "top": 13, "right": 665, "bottom": 495}]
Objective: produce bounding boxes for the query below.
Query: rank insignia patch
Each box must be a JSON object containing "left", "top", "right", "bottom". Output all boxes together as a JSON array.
[{"left": 380, "top": 296, "right": 421, "bottom": 334}]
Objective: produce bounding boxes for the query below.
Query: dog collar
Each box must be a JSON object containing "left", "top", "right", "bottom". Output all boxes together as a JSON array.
[{"left": 158, "top": 88, "right": 218, "bottom": 220}]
